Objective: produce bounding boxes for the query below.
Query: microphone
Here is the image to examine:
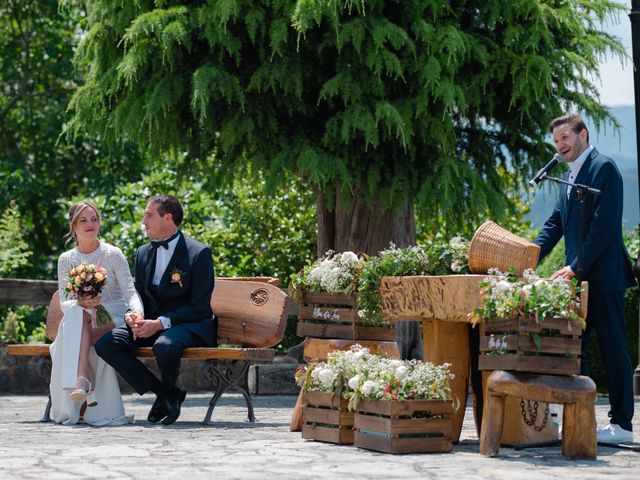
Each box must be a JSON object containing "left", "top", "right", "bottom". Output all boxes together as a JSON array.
[{"left": 528, "top": 153, "right": 563, "bottom": 189}]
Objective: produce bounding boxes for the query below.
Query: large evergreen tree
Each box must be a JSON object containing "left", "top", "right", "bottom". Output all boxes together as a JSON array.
[{"left": 65, "top": 0, "right": 625, "bottom": 255}]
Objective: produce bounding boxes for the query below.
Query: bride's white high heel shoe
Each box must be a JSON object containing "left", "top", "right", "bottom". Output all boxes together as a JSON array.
[{"left": 69, "top": 376, "right": 97, "bottom": 406}]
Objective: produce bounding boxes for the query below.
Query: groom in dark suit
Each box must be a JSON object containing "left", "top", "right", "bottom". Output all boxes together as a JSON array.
[
  {"left": 534, "top": 113, "right": 635, "bottom": 443},
  {"left": 96, "top": 195, "right": 217, "bottom": 425}
]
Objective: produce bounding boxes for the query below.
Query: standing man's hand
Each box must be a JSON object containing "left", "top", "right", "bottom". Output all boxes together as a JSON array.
[
  {"left": 131, "top": 318, "right": 164, "bottom": 339},
  {"left": 550, "top": 265, "right": 575, "bottom": 281}
]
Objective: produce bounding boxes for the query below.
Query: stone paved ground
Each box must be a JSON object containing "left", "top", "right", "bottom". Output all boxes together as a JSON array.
[{"left": 0, "top": 393, "right": 638, "bottom": 479}]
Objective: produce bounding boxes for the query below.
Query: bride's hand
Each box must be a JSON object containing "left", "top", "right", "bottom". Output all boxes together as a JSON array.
[
  {"left": 125, "top": 310, "right": 144, "bottom": 327},
  {"left": 78, "top": 295, "right": 102, "bottom": 309}
]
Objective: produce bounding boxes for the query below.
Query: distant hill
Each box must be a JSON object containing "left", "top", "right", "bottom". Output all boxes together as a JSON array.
[{"left": 526, "top": 106, "right": 639, "bottom": 230}]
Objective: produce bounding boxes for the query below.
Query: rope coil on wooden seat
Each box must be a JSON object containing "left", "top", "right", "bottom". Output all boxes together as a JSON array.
[{"left": 468, "top": 221, "right": 541, "bottom": 275}]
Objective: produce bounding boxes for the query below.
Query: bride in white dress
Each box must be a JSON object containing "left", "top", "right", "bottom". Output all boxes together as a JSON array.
[{"left": 49, "top": 200, "right": 144, "bottom": 425}]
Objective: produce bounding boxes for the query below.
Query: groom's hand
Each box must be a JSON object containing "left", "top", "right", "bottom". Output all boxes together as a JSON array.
[{"left": 131, "top": 318, "right": 163, "bottom": 339}]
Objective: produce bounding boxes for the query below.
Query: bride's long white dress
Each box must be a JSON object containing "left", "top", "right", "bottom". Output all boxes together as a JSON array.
[{"left": 49, "top": 241, "right": 143, "bottom": 426}]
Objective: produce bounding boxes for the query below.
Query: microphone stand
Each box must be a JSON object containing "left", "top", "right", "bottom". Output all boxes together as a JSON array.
[{"left": 541, "top": 174, "right": 602, "bottom": 283}]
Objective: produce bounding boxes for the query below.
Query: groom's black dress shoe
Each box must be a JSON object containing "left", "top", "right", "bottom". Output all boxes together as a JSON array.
[
  {"left": 147, "top": 395, "right": 167, "bottom": 423},
  {"left": 161, "top": 388, "right": 186, "bottom": 425}
]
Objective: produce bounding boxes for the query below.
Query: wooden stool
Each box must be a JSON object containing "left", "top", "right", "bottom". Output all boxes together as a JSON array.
[
  {"left": 289, "top": 338, "right": 400, "bottom": 431},
  {"left": 480, "top": 370, "right": 597, "bottom": 459}
]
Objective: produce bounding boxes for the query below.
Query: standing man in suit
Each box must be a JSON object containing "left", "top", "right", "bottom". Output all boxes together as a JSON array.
[
  {"left": 535, "top": 113, "right": 636, "bottom": 443},
  {"left": 96, "top": 195, "right": 217, "bottom": 425}
]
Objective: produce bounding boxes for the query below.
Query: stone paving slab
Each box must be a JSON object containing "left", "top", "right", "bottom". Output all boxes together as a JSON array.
[{"left": 0, "top": 393, "right": 638, "bottom": 479}]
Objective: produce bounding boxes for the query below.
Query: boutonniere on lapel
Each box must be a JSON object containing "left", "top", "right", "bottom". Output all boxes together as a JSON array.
[{"left": 170, "top": 267, "right": 186, "bottom": 288}]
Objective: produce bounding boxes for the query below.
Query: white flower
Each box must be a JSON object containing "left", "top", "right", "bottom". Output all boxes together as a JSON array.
[
  {"left": 449, "top": 236, "right": 466, "bottom": 251},
  {"left": 389, "top": 359, "right": 403, "bottom": 369},
  {"left": 353, "top": 351, "right": 365, "bottom": 361},
  {"left": 348, "top": 374, "right": 361, "bottom": 389},
  {"left": 395, "top": 365, "right": 408, "bottom": 380},
  {"left": 318, "top": 368, "right": 336, "bottom": 387},
  {"left": 361, "top": 380, "right": 375, "bottom": 396},
  {"left": 494, "top": 280, "right": 511, "bottom": 295},
  {"left": 340, "top": 251, "right": 359, "bottom": 267},
  {"left": 311, "top": 368, "right": 320, "bottom": 381},
  {"left": 522, "top": 268, "right": 537, "bottom": 282},
  {"left": 534, "top": 279, "right": 548, "bottom": 288}
]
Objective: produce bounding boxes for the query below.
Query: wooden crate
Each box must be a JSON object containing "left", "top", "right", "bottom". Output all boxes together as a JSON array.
[
  {"left": 354, "top": 399, "right": 453, "bottom": 454},
  {"left": 478, "top": 315, "right": 582, "bottom": 376},
  {"left": 302, "top": 391, "right": 354, "bottom": 444},
  {"left": 297, "top": 292, "right": 396, "bottom": 341}
]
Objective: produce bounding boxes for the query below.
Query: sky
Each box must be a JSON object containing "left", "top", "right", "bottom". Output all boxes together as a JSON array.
[{"left": 598, "top": 0, "right": 634, "bottom": 106}]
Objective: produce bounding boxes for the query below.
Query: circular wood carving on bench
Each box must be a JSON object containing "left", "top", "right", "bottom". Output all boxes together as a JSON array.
[{"left": 250, "top": 288, "right": 270, "bottom": 306}]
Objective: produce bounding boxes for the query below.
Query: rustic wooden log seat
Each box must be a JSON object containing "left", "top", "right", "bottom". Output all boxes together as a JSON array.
[
  {"left": 7, "top": 277, "right": 289, "bottom": 425},
  {"left": 479, "top": 370, "right": 597, "bottom": 459}
]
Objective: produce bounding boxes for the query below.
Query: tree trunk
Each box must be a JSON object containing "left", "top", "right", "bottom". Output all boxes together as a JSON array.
[
  {"left": 316, "top": 188, "right": 422, "bottom": 360},
  {"left": 316, "top": 189, "right": 416, "bottom": 256}
]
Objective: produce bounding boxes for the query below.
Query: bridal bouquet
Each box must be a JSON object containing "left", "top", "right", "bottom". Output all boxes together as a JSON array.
[{"left": 64, "top": 262, "right": 112, "bottom": 326}]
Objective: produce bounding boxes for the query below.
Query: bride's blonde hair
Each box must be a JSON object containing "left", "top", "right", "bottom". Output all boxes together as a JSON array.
[{"left": 65, "top": 200, "right": 101, "bottom": 245}]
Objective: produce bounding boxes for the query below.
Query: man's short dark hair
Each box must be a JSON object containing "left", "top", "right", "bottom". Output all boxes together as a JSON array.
[
  {"left": 148, "top": 195, "right": 183, "bottom": 227},
  {"left": 548, "top": 113, "right": 589, "bottom": 142}
]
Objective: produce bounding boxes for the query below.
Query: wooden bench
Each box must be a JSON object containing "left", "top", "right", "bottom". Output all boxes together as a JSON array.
[{"left": 7, "top": 277, "right": 289, "bottom": 425}]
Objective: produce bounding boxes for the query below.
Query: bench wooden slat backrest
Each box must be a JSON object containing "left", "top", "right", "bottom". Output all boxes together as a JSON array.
[{"left": 45, "top": 278, "right": 289, "bottom": 349}]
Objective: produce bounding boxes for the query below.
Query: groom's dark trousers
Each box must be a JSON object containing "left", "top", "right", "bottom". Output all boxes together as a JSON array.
[{"left": 96, "top": 233, "right": 217, "bottom": 397}]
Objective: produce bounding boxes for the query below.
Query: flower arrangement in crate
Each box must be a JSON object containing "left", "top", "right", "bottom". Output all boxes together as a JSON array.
[
  {"left": 296, "top": 345, "right": 456, "bottom": 453},
  {"left": 289, "top": 250, "right": 396, "bottom": 340},
  {"left": 471, "top": 268, "right": 585, "bottom": 376},
  {"left": 346, "top": 347, "right": 456, "bottom": 454},
  {"left": 295, "top": 345, "right": 378, "bottom": 444}
]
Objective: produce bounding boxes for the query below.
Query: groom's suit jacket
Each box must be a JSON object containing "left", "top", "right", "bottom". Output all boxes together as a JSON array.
[
  {"left": 133, "top": 232, "right": 217, "bottom": 346},
  {"left": 535, "top": 148, "right": 635, "bottom": 294}
]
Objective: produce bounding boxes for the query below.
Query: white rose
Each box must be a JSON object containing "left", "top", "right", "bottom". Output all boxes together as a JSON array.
[
  {"left": 353, "top": 351, "right": 365, "bottom": 361},
  {"left": 340, "top": 251, "right": 359, "bottom": 266},
  {"left": 395, "top": 365, "right": 408, "bottom": 380},
  {"left": 389, "top": 359, "right": 403, "bottom": 369},
  {"left": 494, "top": 280, "right": 511, "bottom": 295},
  {"left": 534, "top": 279, "right": 548, "bottom": 288},
  {"left": 308, "top": 267, "right": 323, "bottom": 283},
  {"left": 318, "top": 368, "right": 336, "bottom": 387},
  {"left": 361, "top": 380, "right": 375, "bottom": 396},
  {"left": 311, "top": 368, "right": 320, "bottom": 380},
  {"left": 348, "top": 374, "right": 361, "bottom": 389}
]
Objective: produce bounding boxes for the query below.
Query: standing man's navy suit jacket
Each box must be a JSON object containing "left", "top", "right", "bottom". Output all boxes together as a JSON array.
[{"left": 535, "top": 148, "right": 635, "bottom": 293}]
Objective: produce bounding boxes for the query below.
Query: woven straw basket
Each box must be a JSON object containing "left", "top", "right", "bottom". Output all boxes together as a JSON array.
[{"left": 468, "top": 221, "right": 541, "bottom": 275}]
